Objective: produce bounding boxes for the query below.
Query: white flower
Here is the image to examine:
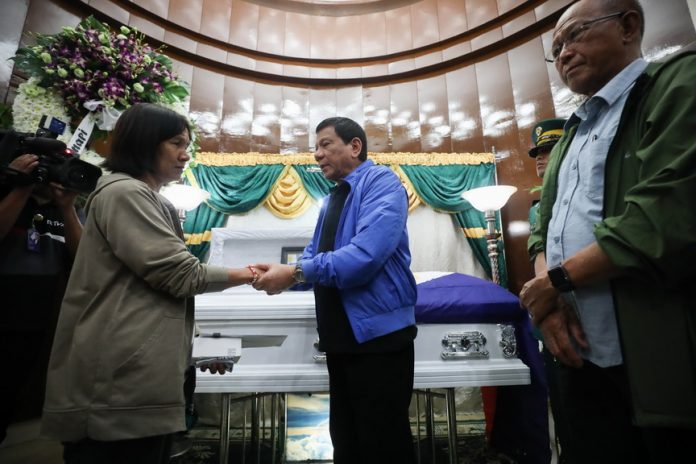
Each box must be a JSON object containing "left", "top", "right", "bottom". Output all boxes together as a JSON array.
[
  {"left": 79, "top": 149, "right": 107, "bottom": 171},
  {"left": 13, "top": 78, "right": 71, "bottom": 134}
]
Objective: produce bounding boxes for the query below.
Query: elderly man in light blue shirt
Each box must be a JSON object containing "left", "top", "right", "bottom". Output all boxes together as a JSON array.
[
  {"left": 545, "top": 57, "right": 647, "bottom": 368},
  {"left": 520, "top": 0, "right": 696, "bottom": 462}
]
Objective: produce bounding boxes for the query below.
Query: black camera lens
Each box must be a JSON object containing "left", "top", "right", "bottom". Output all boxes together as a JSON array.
[{"left": 59, "top": 159, "right": 101, "bottom": 193}]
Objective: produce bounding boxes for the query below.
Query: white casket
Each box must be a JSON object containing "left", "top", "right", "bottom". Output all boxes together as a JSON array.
[
  {"left": 195, "top": 288, "right": 529, "bottom": 393},
  {"left": 195, "top": 227, "right": 530, "bottom": 393},
  {"left": 193, "top": 222, "right": 540, "bottom": 464}
]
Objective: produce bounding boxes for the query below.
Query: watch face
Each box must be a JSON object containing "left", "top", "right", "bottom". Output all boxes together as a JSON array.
[{"left": 548, "top": 266, "right": 572, "bottom": 292}]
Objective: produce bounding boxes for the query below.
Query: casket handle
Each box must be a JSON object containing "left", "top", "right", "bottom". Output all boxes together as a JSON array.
[
  {"left": 440, "top": 331, "right": 489, "bottom": 359},
  {"left": 313, "top": 338, "right": 327, "bottom": 362},
  {"left": 498, "top": 324, "right": 518, "bottom": 358}
]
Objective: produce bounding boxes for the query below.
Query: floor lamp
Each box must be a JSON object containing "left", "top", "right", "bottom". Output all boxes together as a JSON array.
[
  {"left": 160, "top": 183, "right": 211, "bottom": 228},
  {"left": 461, "top": 185, "right": 517, "bottom": 285}
]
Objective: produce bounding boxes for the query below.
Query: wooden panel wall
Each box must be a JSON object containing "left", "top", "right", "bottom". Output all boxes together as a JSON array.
[{"left": 4, "top": 0, "right": 696, "bottom": 292}]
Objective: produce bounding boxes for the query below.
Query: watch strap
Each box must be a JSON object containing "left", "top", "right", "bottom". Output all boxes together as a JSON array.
[{"left": 292, "top": 262, "right": 305, "bottom": 283}]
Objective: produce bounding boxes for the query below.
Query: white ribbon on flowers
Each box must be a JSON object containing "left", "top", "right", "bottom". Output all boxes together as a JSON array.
[
  {"left": 68, "top": 100, "right": 123, "bottom": 155},
  {"left": 67, "top": 113, "right": 96, "bottom": 155},
  {"left": 84, "top": 100, "right": 122, "bottom": 131}
]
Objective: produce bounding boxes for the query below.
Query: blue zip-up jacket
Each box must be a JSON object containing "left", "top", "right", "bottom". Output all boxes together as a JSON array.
[{"left": 300, "top": 159, "right": 417, "bottom": 343}]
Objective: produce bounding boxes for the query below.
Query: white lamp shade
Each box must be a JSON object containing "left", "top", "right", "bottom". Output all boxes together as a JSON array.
[
  {"left": 461, "top": 185, "right": 517, "bottom": 212},
  {"left": 160, "top": 183, "right": 210, "bottom": 211}
]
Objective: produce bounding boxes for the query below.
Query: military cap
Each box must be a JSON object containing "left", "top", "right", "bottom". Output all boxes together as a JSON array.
[{"left": 529, "top": 118, "right": 566, "bottom": 157}]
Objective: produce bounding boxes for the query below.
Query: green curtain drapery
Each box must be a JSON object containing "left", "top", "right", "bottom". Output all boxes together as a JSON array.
[
  {"left": 183, "top": 164, "right": 284, "bottom": 256},
  {"left": 183, "top": 152, "right": 508, "bottom": 286},
  {"left": 293, "top": 166, "right": 334, "bottom": 199},
  {"left": 399, "top": 164, "right": 507, "bottom": 287}
]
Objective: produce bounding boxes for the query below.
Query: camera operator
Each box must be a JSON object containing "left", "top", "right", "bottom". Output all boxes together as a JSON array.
[{"left": 0, "top": 152, "right": 83, "bottom": 444}]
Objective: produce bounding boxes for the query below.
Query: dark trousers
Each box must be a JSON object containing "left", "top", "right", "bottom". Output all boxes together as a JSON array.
[
  {"left": 557, "top": 360, "right": 696, "bottom": 464},
  {"left": 326, "top": 345, "right": 415, "bottom": 464},
  {"left": 542, "top": 346, "right": 573, "bottom": 463},
  {"left": 0, "top": 329, "right": 47, "bottom": 443},
  {"left": 63, "top": 434, "right": 173, "bottom": 464}
]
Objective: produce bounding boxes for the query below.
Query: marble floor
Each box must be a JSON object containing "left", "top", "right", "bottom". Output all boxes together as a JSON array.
[
  {"left": 1, "top": 409, "right": 560, "bottom": 464},
  {"left": 0, "top": 418, "right": 542, "bottom": 464},
  {"left": 0, "top": 420, "right": 63, "bottom": 464}
]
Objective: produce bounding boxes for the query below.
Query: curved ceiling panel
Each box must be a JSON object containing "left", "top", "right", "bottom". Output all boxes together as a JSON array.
[
  {"left": 122, "top": 0, "right": 560, "bottom": 60},
  {"left": 245, "top": 0, "right": 421, "bottom": 16},
  {"left": 75, "top": 0, "right": 572, "bottom": 85}
]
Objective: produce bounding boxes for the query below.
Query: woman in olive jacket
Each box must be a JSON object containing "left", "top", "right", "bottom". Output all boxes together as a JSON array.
[{"left": 42, "top": 103, "right": 257, "bottom": 463}]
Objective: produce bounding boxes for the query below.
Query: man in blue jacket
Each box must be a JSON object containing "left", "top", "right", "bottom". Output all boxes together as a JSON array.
[{"left": 254, "top": 117, "right": 418, "bottom": 464}]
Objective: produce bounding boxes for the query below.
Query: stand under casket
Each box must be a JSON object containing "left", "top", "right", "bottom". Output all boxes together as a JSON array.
[{"left": 194, "top": 229, "right": 539, "bottom": 464}]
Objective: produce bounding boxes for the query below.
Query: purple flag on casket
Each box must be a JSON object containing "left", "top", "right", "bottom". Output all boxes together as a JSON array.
[
  {"left": 415, "top": 273, "right": 551, "bottom": 464},
  {"left": 415, "top": 273, "right": 521, "bottom": 323}
]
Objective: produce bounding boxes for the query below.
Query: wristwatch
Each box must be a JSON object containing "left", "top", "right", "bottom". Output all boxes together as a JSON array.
[
  {"left": 292, "top": 262, "right": 306, "bottom": 283},
  {"left": 547, "top": 265, "right": 573, "bottom": 292}
]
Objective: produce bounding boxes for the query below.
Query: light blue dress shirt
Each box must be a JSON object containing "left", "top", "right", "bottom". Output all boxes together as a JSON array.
[{"left": 546, "top": 58, "right": 648, "bottom": 368}]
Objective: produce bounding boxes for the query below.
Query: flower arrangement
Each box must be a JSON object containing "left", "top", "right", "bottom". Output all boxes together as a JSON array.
[
  {"left": 10, "top": 16, "right": 198, "bottom": 168},
  {"left": 12, "top": 16, "right": 188, "bottom": 124}
]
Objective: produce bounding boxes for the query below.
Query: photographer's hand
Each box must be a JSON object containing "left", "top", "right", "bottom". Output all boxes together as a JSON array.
[
  {"left": 49, "top": 182, "right": 78, "bottom": 210},
  {"left": 9, "top": 153, "right": 39, "bottom": 176},
  {"left": 49, "top": 182, "right": 83, "bottom": 256},
  {"left": 0, "top": 155, "right": 38, "bottom": 240}
]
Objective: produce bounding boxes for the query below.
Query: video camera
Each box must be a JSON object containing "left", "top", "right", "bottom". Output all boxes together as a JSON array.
[{"left": 0, "top": 116, "right": 102, "bottom": 194}]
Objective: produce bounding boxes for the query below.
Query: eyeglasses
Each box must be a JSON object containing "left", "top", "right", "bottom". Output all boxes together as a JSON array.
[{"left": 545, "top": 11, "right": 626, "bottom": 63}]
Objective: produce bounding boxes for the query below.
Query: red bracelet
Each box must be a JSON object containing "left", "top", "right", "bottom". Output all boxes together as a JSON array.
[{"left": 247, "top": 265, "right": 258, "bottom": 285}]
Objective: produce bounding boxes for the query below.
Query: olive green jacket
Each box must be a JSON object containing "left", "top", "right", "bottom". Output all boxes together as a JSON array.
[{"left": 528, "top": 52, "right": 696, "bottom": 429}]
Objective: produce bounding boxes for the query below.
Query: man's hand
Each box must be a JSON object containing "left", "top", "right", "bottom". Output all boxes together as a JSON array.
[
  {"left": 539, "top": 298, "right": 588, "bottom": 368},
  {"left": 198, "top": 362, "right": 230, "bottom": 375},
  {"left": 519, "top": 271, "right": 559, "bottom": 325},
  {"left": 7, "top": 154, "right": 38, "bottom": 194},
  {"left": 8, "top": 153, "right": 39, "bottom": 175},
  {"left": 252, "top": 263, "right": 295, "bottom": 295},
  {"left": 0, "top": 155, "right": 40, "bottom": 239}
]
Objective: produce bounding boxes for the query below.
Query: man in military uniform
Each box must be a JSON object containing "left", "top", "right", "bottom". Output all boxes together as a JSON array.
[
  {"left": 528, "top": 118, "right": 565, "bottom": 226},
  {"left": 528, "top": 118, "right": 572, "bottom": 463}
]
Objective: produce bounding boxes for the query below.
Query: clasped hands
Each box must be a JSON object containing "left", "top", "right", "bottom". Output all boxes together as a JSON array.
[
  {"left": 519, "top": 272, "right": 588, "bottom": 368},
  {"left": 248, "top": 263, "right": 296, "bottom": 295}
]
